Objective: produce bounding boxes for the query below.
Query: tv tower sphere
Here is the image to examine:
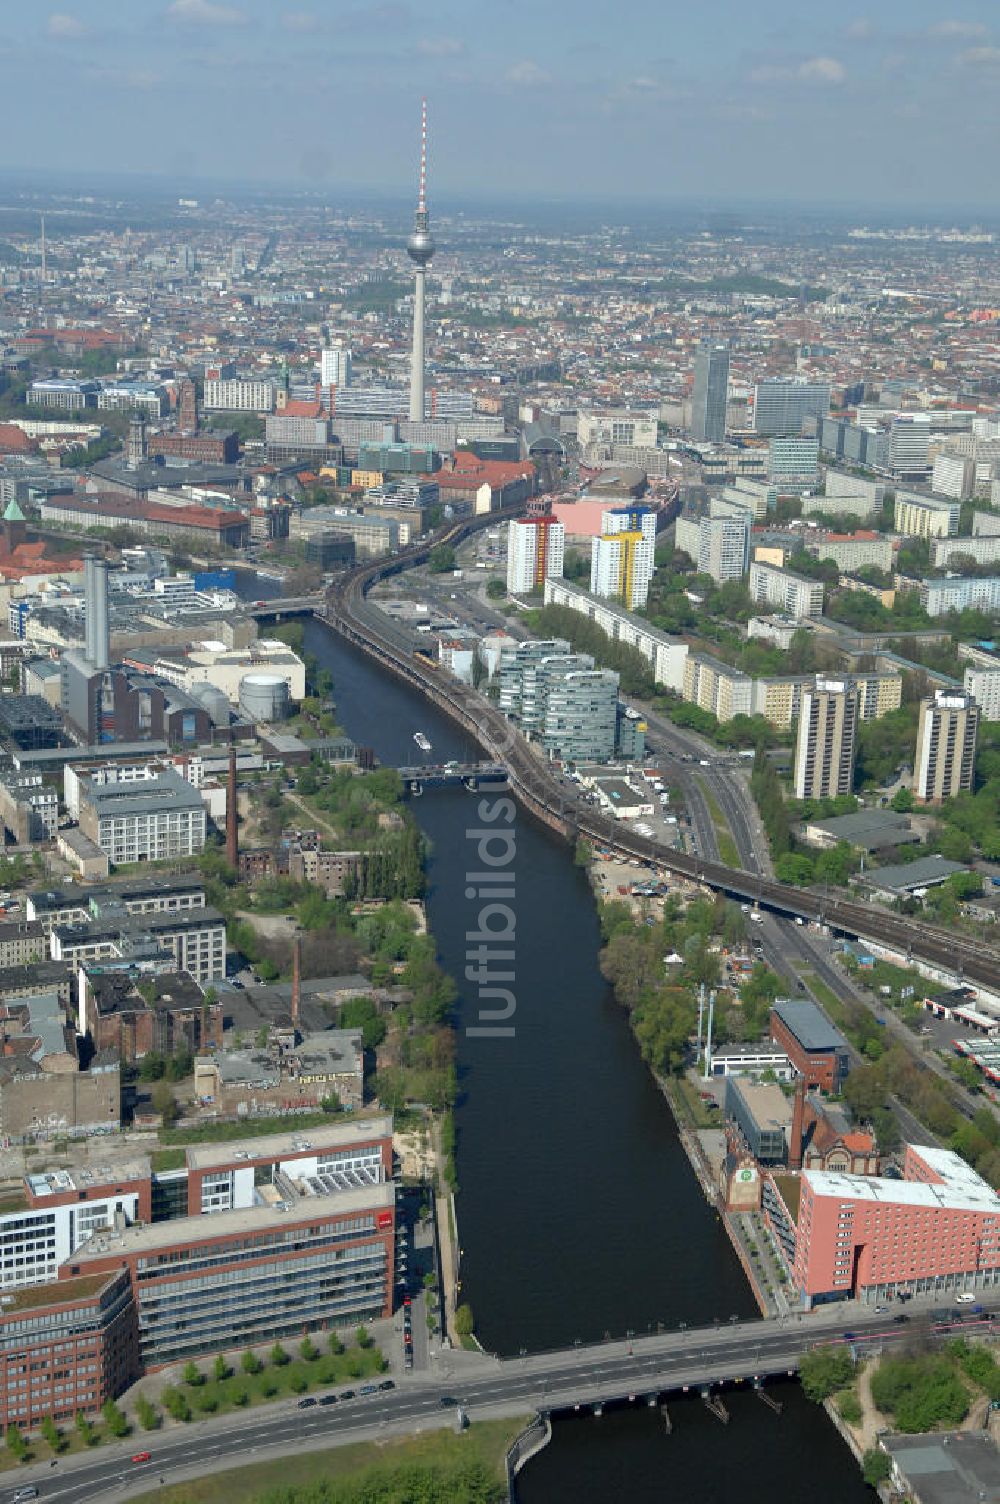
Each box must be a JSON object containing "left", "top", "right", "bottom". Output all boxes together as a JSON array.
[{"left": 407, "top": 99, "right": 435, "bottom": 266}]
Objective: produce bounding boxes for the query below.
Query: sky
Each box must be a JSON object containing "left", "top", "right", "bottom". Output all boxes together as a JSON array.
[{"left": 3, "top": 1, "right": 1000, "bottom": 210}]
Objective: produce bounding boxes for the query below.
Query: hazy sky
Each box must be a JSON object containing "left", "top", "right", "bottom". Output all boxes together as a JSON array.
[{"left": 5, "top": 1, "right": 1000, "bottom": 208}]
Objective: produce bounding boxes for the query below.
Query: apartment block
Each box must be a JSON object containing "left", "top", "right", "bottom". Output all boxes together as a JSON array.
[
  {"left": 542, "top": 578, "right": 689, "bottom": 692},
  {"left": 894, "top": 491, "right": 960, "bottom": 539},
  {"left": 963, "top": 666, "right": 1000, "bottom": 721},
  {"left": 914, "top": 689, "right": 979, "bottom": 804},
  {"left": 49, "top": 908, "right": 226, "bottom": 985},
  {"left": 813, "top": 532, "right": 894, "bottom": 573},
  {"left": 922, "top": 576, "right": 1000, "bottom": 617},
  {"left": 794, "top": 676, "right": 859, "bottom": 800},
  {"left": 682, "top": 654, "right": 753, "bottom": 723},
  {"left": 506, "top": 516, "right": 565, "bottom": 593},
  {"left": 748, "top": 560, "right": 824, "bottom": 619},
  {"left": 931, "top": 533, "right": 1000, "bottom": 569}
]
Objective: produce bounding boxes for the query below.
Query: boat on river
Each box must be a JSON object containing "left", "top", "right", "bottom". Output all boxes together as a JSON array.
[{"left": 413, "top": 732, "right": 432, "bottom": 752}]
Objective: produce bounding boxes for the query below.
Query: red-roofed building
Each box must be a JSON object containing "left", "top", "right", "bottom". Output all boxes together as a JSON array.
[
  {"left": 38, "top": 493, "right": 249, "bottom": 549},
  {"left": 0, "top": 424, "right": 38, "bottom": 456},
  {"left": 430, "top": 452, "right": 536, "bottom": 513}
]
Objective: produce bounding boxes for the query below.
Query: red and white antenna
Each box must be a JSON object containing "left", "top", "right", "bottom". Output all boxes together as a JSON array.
[{"left": 418, "top": 98, "right": 428, "bottom": 212}]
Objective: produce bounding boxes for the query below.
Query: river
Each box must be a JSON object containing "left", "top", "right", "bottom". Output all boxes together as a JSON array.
[{"left": 249, "top": 588, "right": 868, "bottom": 1501}]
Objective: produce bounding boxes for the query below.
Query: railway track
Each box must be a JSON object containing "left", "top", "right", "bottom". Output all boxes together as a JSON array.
[{"left": 321, "top": 520, "right": 1000, "bottom": 995}]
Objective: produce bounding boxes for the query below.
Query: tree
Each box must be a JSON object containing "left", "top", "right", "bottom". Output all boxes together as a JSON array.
[
  {"left": 870, "top": 1355, "right": 969, "bottom": 1432},
  {"left": 182, "top": 1361, "right": 205, "bottom": 1387},
  {"left": 271, "top": 1342, "right": 290, "bottom": 1367},
  {"left": 299, "top": 1336, "right": 318, "bottom": 1361},
  {"left": 890, "top": 787, "right": 914, "bottom": 813},
  {"left": 41, "top": 1415, "right": 64, "bottom": 1452},
  {"left": 150, "top": 1080, "right": 178, "bottom": 1126},
  {"left": 135, "top": 1396, "right": 159, "bottom": 1431},
  {"left": 102, "top": 1399, "right": 129, "bottom": 1437},
  {"left": 6, "top": 1423, "right": 26, "bottom": 1461},
  {"left": 356, "top": 1325, "right": 373, "bottom": 1349},
  {"left": 75, "top": 1410, "right": 97, "bottom": 1445},
  {"left": 485, "top": 578, "right": 506, "bottom": 600},
  {"left": 799, "top": 1346, "right": 856, "bottom": 1402},
  {"left": 213, "top": 1354, "right": 230, "bottom": 1381},
  {"left": 241, "top": 1349, "right": 262, "bottom": 1375},
  {"left": 454, "top": 1304, "right": 474, "bottom": 1339},
  {"left": 428, "top": 544, "right": 457, "bottom": 573},
  {"left": 862, "top": 1449, "right": 891, "bottom": 1487}
]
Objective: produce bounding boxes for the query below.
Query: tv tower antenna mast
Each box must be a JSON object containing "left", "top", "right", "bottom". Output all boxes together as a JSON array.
[{"left": 406, "top": 99, "right": 436, "bottom": 424}]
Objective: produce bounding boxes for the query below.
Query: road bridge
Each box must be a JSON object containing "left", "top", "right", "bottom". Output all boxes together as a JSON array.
[
  {"left": 11, "top": 1304, "right": 995, "bottom": 1501},
  {"left": 247, "top": 593, "right": 325, "bottom": 619},
  {"left": 397, "top": 761, "right": 508, "bottom": 790}
]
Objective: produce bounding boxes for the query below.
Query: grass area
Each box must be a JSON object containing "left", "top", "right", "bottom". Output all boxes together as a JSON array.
[
  {"left": 799, "top": 970, "right": 849, "bottom": 1028},
  {"left": 129, "top": 1416, "right": 529, "bottom": 1504},
  {"left": 669, "top": 1075, "right": 720, "bottom": 1130},
  {"left": 160, "top": 1112, "right": 346, "bottom": 1147},
  {"left": 702, "top": 788, "right": 741, "bottom": 869},
  {"left": 155, "top": 1340, "right": 390, "bottom": 1423},
  {"left": 151, "top": 1148, "right": 187, "bottom": 1172}
]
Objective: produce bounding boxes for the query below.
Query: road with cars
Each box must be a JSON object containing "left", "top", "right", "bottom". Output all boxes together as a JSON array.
[{"left": 9, "top": 1299, "right": 998, "bottom": 1503}]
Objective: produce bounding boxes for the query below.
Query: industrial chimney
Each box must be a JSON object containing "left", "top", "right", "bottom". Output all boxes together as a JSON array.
[
  {"left": 226, "top": 747, "right": 238, "bottom": 869},
  {"left": 789, "top": 1079, "right": 806, "bottom": 1172},
  {"left": 291, "top": 935, "right": 301, "bottom": 1033},
  {"left": 83, "top": 553, "right": 110, "bottom": 670}
]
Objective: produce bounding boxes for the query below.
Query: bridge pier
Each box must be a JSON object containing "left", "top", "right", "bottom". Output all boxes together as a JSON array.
[
  {"left": 701, "top": 1389, "right": 729, "bottom": 1424},
  {"left": 754, "top": 1381, "right": 782, "bottom": 1414},
  {"left": 661, "top": 1403, "right": 672, "bottom": 1434}
]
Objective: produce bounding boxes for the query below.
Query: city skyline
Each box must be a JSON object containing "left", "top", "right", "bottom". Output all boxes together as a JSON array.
[{"left": 1, "top": 1, "right": 998, "bottom": 208}]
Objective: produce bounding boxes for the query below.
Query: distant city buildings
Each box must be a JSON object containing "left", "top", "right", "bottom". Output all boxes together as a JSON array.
[
  {"left": 690, "top": 342, "right": 729, "bottom": 443},
  {"left": 752, "top": 379, "right": 831, "bottom": 437}
]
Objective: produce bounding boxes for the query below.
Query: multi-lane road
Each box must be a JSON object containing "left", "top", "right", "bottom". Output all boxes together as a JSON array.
[{"left": 8, "top": 1302, "right": 990, "bottom": 1503}]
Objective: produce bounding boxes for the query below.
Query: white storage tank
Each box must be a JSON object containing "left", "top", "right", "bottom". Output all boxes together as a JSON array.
[{"left": 239, "top": 672, "right": 290, "bottom": 722}]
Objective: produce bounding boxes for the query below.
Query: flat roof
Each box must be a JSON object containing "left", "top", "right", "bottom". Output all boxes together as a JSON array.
[
  {"left": 73, "top": 1180, "right": 394, "bottom": 1261},
  {"left": 26, "top": 1158, "right": 150, "bottom": 1198},
  {"left": 863, "top": 855, "right": 967, "bottom": 892},
  {"left": 772, "top": 998, "right": 849, "bottom": 1053},
  {"left": 184, "top": 1114, "right": 392, "bottom": 1171},
  {"left": 808, "top": 809, "right": 912, "bottom": 841},
  {"left": 806, "top": 1147, "right": 1000, "bottom": 1214}
]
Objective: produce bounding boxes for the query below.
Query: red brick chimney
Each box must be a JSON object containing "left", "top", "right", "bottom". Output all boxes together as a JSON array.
[
  {"left": 291, "top": 935, "right": 301, "bottom": 1032},
  {"left": 789, "top": 1078, "right": 806, "bottom": 1172},
  {"left": 226, "top": 747, "right": 238, "bottom": 869}
]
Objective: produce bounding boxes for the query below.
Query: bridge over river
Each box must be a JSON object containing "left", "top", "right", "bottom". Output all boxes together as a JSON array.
[{"left": 13, "top": 1302, "right": 998, "bottom": 1502}]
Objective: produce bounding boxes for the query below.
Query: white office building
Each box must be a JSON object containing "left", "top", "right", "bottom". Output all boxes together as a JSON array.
[
  {"left": 932, "top": 452, "right": 976, "bottom": 500},
  {"left": 888, "top": 416, "right": 931, "bottom": 479},
  {"left": 320, "top": 344, "right": 352, "bottom": 391},
  {"left": 203, "top": 377, "right": 276, "bottom": 413},
  {"left": 768, "top": 437, "right": 820, "bottom": 485},
  {"left": 577, "top": 410, "right": 658, "bottom": 450},
  {"left": 753, "top": 379, "right": 831, "bottom": 437}
]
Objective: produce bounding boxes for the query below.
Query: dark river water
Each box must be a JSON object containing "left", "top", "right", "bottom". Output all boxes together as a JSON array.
[{"left": 245, "top": 581, "right": 868, "bottom": 1502}]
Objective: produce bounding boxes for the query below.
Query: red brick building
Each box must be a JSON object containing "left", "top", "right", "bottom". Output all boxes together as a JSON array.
[
  {"left": 0, "top": 1270, "right": 139, "bottom": 1429},
  {"left": 769, "top": 999, "right": 851, "bottom": 1094},
  {"left": 794, "top": 1144, "right": 1000, "bottom": 1306}
]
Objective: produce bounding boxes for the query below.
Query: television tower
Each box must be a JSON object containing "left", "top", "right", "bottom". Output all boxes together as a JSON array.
[{"left": 406, "top": 99, "right": 435, "bottom": 424}]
